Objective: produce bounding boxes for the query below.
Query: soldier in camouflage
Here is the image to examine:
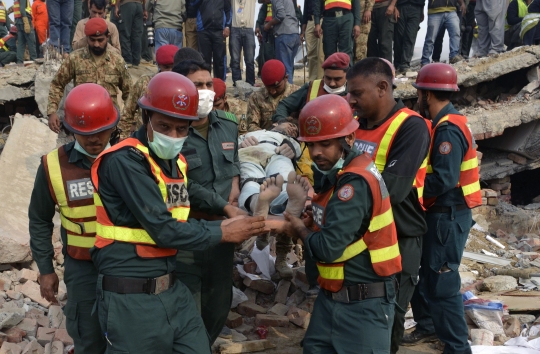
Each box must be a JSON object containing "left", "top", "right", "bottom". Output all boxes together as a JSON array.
[
  {"left": 212, "top": 78, "right": 247, "bottom": 133},
  {"left": 246, "top": 59, "right": 299, "bottom": 133},
  {"left": 47, "top": 18, "right": 131, "bottom": 135},
  {"left": 122, "top": 45, "right": 178, "bottom": 136},
  {"left": 354, "top": 0, "right": 375, "bottom": 62}
]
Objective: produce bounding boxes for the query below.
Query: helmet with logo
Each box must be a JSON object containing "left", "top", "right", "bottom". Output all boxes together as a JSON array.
[
  {"left": 63, "top": 83, "right": 119, "bottom": 135},
  {"left": 412, "top": 63, "right": 459, "bottom": 91},
  {"left": 138, "top": 71, "right": 199, "bottom": 120},
  {"left": 298, "top": 95, "right": 359, "bottom": 142}
]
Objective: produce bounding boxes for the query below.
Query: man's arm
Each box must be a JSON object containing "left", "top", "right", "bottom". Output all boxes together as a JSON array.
[
  {"left": 506, "top": 1, "right": 521, "bottom": 25},
  {"left": 272, "top": 0, "right": 285, "bottom": 24},
  {"left": 72, "top": 21, "right": 86, "bottom": 51},
  {"left": 305, "top": 176, "right": 372, "bottom": 262},
  {"left": 224, "top": 0, "right": 232, "bottom": 27},
  {"left": 423, "top": 125, "right": 468, "bottom": 199},
  {"left": 118, "top": 59, "right": 132, "bottom": 102},
  {"left": 47, "top": 56, "right": 74, "bottom": 116},
  {"left": 381, "top": 116, "right": 431, "bottom": 205},
  {"left": 29, "top": 163, "right": 57, "bottom": 275},
  {"left": 246, "top": 94, "right": 263, "bottom": 132},
  {"left": 187, "top": 178, "right": 229, "bottom": 214},
  {"left": 352, "top": 0, "right": 361, "bottom": 26},
  {"left": 272, "top": 83, "right": 309, "bottom": 122},
  {"left": 313, "top": 0, "right": 323, "bottom": 24}
]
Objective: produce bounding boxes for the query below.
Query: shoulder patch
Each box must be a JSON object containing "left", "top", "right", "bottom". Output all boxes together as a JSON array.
[
  {"left": 216, "top": 110, "right": 238, "bottom": 124},
  {"left": 337, "top": 184, "right": 354, "bottom": 201},
  {"left": 438, "top": 141, "right": 452, "bottom": 155}
]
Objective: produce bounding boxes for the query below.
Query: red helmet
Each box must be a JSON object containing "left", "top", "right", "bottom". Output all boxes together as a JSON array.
[
  {"left": 63, "top": 83, "right": 119, "bottom": 135},
  {"left": 298, "top": 95, "right": 359, "bottom": 142},
  {"left": 412, "top": 63, "right": 459, "bottom": 92},
  {"left": 138, "top": 71, "right": 199, "bottom": 120},
  {"left": 9, "top": 26, "right": 17, "bottom": 34}
]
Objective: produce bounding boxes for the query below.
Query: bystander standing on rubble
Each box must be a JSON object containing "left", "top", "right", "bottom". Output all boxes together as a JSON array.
[
  {"left": 474, "top": 0, "right": 505, "bottom": 57},
  {"left": 255, "top": 0, "right": 275, "bottom": 77},
  {"left": 173, "top": 60, "right": 247, "bottom": 344},
  {"left": 90, "top": 72, "right": 264, "bottom": 353},
  {"left": 29, "top": 84, "right": 119, "bottom": 354},
  {"left": 404, "top": 63, "right": 482, "bottom": 354},
  {"left": 354, "top": 0, "right": 374, "bottom": 63},
  {"left": 146, "top": 0, "right": 184, "bottom": 53},
  {"left": 348, "top": 57, "right": 431, "bottom": 354},
  {"left": 115, "top": 0, "right": 144, "bottom": 67},
  {"left": 283, "top": 94, "right": 401, "bottom": 353},
  {"left": 301, "top": 0, "right": 324, "bottom": 80},
  {"left": 72, "top": 0, "right": 121, "bottom": 53},
  {"left": 14, "top": 0, "right": 37, "bottom": 63},
  {"left": 0, "top": 25, "right": 17, "bottom": 66},
  {"left": 230, "top": 0, "right": 256, "bottom": 86},
  {"left": 460, "top": 0, "right": 476, "bottom": 58},
  {"left": 47, "top": 18, "right": 131, "bottom": 135},
  {"left": 122, "top": 44, "right": 178, "bottom": 134},
  {"left": 47, "top": 0, "right": 74, "bottom": 56},
  {"left": 366, "top": 0, "right": 397, "bottom": 62},
  {"left": 393, "top": 0, "right": 423, "bottom": 72},
  {"left": 184, "top": 0, "right": 198, "bottom": 50},
  {"left": 31, "top": 0, "right": 48, "bottom": 58}
]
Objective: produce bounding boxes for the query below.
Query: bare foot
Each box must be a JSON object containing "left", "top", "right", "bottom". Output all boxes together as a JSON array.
[
  {"left": 251, "top": 175, "right": 285, "bottom": 219},
  {"left": 285, "top": 171, "right": 310, "bottom": 217}
]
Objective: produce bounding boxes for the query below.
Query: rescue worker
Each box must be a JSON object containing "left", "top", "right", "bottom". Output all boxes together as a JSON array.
[
  {"left": 72, "top": 0, "right": 122, "bottom": 53},
  {"left": 313, "top": 0, "right": 361, "bottom": 62},
  {"left": 29, "top": 84, "right": 119, "bottom": 354},
  {"left": 403, "top": 63, "right": 482, "bottom": 354},
  {"left": 247, "top": 59, "right": 300, "bottom": 133},
  {"left": 0, "top": 0, "right": 12, "bottom": 37},
  {"left": 0, "top": 26, "right": 17, "bottom": 66},
  {"left": 347, "top": 57, "right": 431, "bottom": 354},
  {"left": 172, "top": 60, "right": 244, "bottom": 344},
  {"left": 212, "top": 77, "right": 247, "bottom": 128},
  {"left": 91, "top": 72, "right": 266, "bottom": 353},
  {"left": 282, "top": 94, "right": 401, "bottom": 353},
  {"left": 14, "top": 0, "right": 37, "bottom": 63},
  {"left": 122, "top": 44, "right": 178, "bottom": 135},
  {"left": 272, "top": 52, "right": 349, "bottom": 123},
  {"left": 31, "top": 0, "right": 47, "bottom": 57},
  {"left": 47, "top": 18, "right": 131, "bottom": 135}
]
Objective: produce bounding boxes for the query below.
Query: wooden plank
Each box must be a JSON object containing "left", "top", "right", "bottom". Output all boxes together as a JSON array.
[{"left": 477, "top": 295, "right": 540, "bottom": 312}]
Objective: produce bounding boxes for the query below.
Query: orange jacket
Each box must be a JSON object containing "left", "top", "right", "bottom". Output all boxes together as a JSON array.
[{"left": 32, "top": 0, "right": 48, "bottom": 44}]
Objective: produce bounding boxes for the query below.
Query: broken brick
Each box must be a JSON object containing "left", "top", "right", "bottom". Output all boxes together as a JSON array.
[
  {"left": 20, "top": 282, "right": 51, "bottom": 308},
  {"left": 237, "top": 302, "right": 267, "bottom": 317},
  {"left": 268, "top": 303, "right": 289, "bottom": 317},
  {"left": 225, "top": 312, "right": 243, "bottom": 329},
  {"left": 17, "top": 270, "right": 38, "bottom": 284},
  {"left": 490, "top": 182, "right": 511, "bottom": 191},
  {"left": 243, "top": 278, "right": 274, "bottom": 295},
  {"left": 255, "top": 314, "right": 289, "bottom": 327},
  {"left": 5, "top": 327, "right": 26, "bottom": 343},
  {"left": 488, "top": 197, "right": 499, "bottom": 206},
  {"left": 36, "top": 328, "right": 55, "bottom": 346},
  {"left": 21, "top": 339, "right": 43, "bottom": 354},
  {"left": 16, "top": 318, "right": 38, "bottom": 338},
  {"left": 294, "top": 267, "right": 308, "bottom": 285},
  {"left": 53, "top": 329, "right": 73, "bottom": 347},
  {"left": 508, "top": 153, "right": 527, "bottom": 165},
  {"left": 484, "top": 189, "right": 498, "bottom": 198},
  {"left": 47, "top": 306, "right": 63, "bottom": 329},
  {"left": 274, "top": 280, "right": 291, "bottom": 305},
  {"left": 287, "top": 306, "right": 311, "bottom": 329},
  {"left": 243, "top": 262, "right": 258, "bottom": 275},
  {"left": 0, "top": 342, "right": 22, "bottom": 354}
]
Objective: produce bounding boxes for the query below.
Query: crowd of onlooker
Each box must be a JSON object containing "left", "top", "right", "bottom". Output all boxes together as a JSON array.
[{"left": 0, "top": 0, "right": 539, "bottom": 73}]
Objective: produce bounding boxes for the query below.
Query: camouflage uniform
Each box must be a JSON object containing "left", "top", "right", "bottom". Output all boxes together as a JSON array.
[
  {"left": 246, "top": 82, "right": 300, "bottom": 133},
  {"left": 47, "top": 46, "right": 132, "bottom": 133},
  {"left": 354, "top": 0, "right": 375, "bottom": 62},
  {"left": 226, "top": 97, "right": 247, "bottom": 134},
  {"left": 122, "top": 73, "right": 153, "bottom": 133}
]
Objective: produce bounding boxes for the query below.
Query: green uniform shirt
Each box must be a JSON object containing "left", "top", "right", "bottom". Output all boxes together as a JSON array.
[
  {"left": 305, "top": 149, "right": 392, "bottom": 285},
  {"left": 29, "top": 142, "right": 90, "bottom": 275},
  {"left": 181, "top": 110, "right": 240, "bottom": 208},
  {"left": 313, "top": 0, "right": 362, "bottom": 26},
  {"left": 1, "top": 36, "right": 16, "bottom": 52},
  {"left": 424, "top": 102, "right": 469, "bottom": 207},
  {"left": 90, "top": 126, "right": 225, "bottom": 278},
  {"left": 272, "top": 82, "right": 348, "bottom": 123}
]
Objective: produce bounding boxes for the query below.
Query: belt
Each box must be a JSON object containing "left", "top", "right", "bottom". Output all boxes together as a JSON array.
[
  {"left": 102, "top": 273, "right": 175, "bottom": 295},
  {"left": 426, "top": 204, "right": 468, "bottom": 214},
  {"left": 323, "top": 281, "right": 386, "bottom": 303},
  {"left": 323, "top": 9, "right": 351, "bottom": 17},
  {"left": 258, "top": 140, "right": 280, "bottom": 147}
]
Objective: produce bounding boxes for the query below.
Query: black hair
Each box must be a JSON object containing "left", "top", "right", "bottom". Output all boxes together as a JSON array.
[
  {"left": 172, "top": 60, "right": 211, "bottom": 77},
  {"left": 430, "top": 90, "right": 454, "bottom": 102},
  {"left": 89, "top": 0, "right": 107, "bottom": 10},
  {"left": 173, "top": 47, "right": 204, "bottom": 66},
  {"left": 346, "top": 57, "right": 393, "bottom": 88}
]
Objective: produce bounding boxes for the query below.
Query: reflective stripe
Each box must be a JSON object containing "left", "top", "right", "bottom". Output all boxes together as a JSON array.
[
  {"left": 171, "top": 207, "right": 190, "bottom": 221},
  {"left": 369, "top": 243, "right": 401, "bottom": 263},
  {"left": 416, "top": 186, "right": 424, "bottom": 197},
  {"left": 335, "top": 239, "right": 367, "bottom": 262},
  {"left": 309, "top": 80, "right": 322, "bottom": 102},
  {"left": 61, "top": 214, "right": 96, "bottom": 234},
  {"left": 67, "top": 234, "right": 97, "bottom": 248},
  {"left": 97, "top": 223, "right": 158, "bottom": 245},
  {"left": 265, "top": 4, "right": 272, "bottom": 21},
  {"left": 47, "top": 149, "right": 68, "bottom": 206},
  {"left": 461, "top": 180, "right": 481, "bottom": 196},
  {"left": 324, "top": 0, "right": 352, "bottom": 9},
  {"left": 460, "top": 157, "right": 478, "bottom": 171},
  {"left": 374, "top": 111, "right": 409, "bottom": 172},
  {"left": 317, "top": 264, "right": 345, "bottom": 280},
  {"left": 368, "top": 207, "right": 393, "bottom": 232},
  {"left": 427, "top": 165, "right": 433, "bottom": 173}
]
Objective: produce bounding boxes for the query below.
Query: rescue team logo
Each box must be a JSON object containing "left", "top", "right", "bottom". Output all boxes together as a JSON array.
[
  {"left": 172, "top": 94, "right": 189, "bottom": 110},
  {"left": 337, "top": 184, "right": 354, "bottom": 201},
  {"left": 304, "top": 116, "right": 321, "bottom": 135},
  {"left": 67, "top": 178, "right": 94, "bottom": 201},
  {"left": 312, "top": 203, "right": 325, "bottom": 228},
  {"left": 166, "top": 182, "right": 190, "bottom": 208},
  {"left": 354, "top": 139, "right": 378, "bottom": 157},
  {"left": 222, "top": 142, "right": 235, "bottom": 150},
  {"left": 439, "top": 141, "right": 452, "bottom": 155},
  {"left": 366, "top": 162, "right": 389, "bottom": 199}
]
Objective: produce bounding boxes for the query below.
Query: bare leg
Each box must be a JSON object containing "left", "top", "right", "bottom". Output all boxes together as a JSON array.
[
  {"left": 284, "top": 171, "right": 310, "bottom": 217},
  {"left": 252, "top": 175, "right": 284, "bottom": 250}
]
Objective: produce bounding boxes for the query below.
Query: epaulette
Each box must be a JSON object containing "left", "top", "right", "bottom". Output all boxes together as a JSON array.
[{"left": 215, "top": 110, "right": 238, "bottom": 124}]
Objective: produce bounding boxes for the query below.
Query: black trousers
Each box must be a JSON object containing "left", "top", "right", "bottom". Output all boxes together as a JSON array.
[
  {"left": 367, "top": 6, "right": 395, "bottom": 62},
  {"left": 461, "top": 2, "right": 476, "bottom": 57},
  {"left": 118, "top": 2, "right": 143, "bottom": 65},
  {"left": 198, "top": 29, "right": 226, "bottom": 80},
  {"left": 394, "top": 4, "right": 423, "bottom": 70}
]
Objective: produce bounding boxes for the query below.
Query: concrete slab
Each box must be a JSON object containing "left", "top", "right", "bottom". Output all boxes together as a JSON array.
[{"left": 0, "top": 114, "right": 58, "bottom": 263}]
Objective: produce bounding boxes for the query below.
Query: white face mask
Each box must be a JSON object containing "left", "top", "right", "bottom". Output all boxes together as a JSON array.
[
  {"left": 197, "top": 89, "right": 215, "bottom": 118},
  {"left": 74, "top": 140, "right": 111, "bottom": 158},
  {"left": 323, "top": 82, "right": 347, "bottom": 95},
  {"left": 148, "top": 119, "right": 188, "bottom": 160}
]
